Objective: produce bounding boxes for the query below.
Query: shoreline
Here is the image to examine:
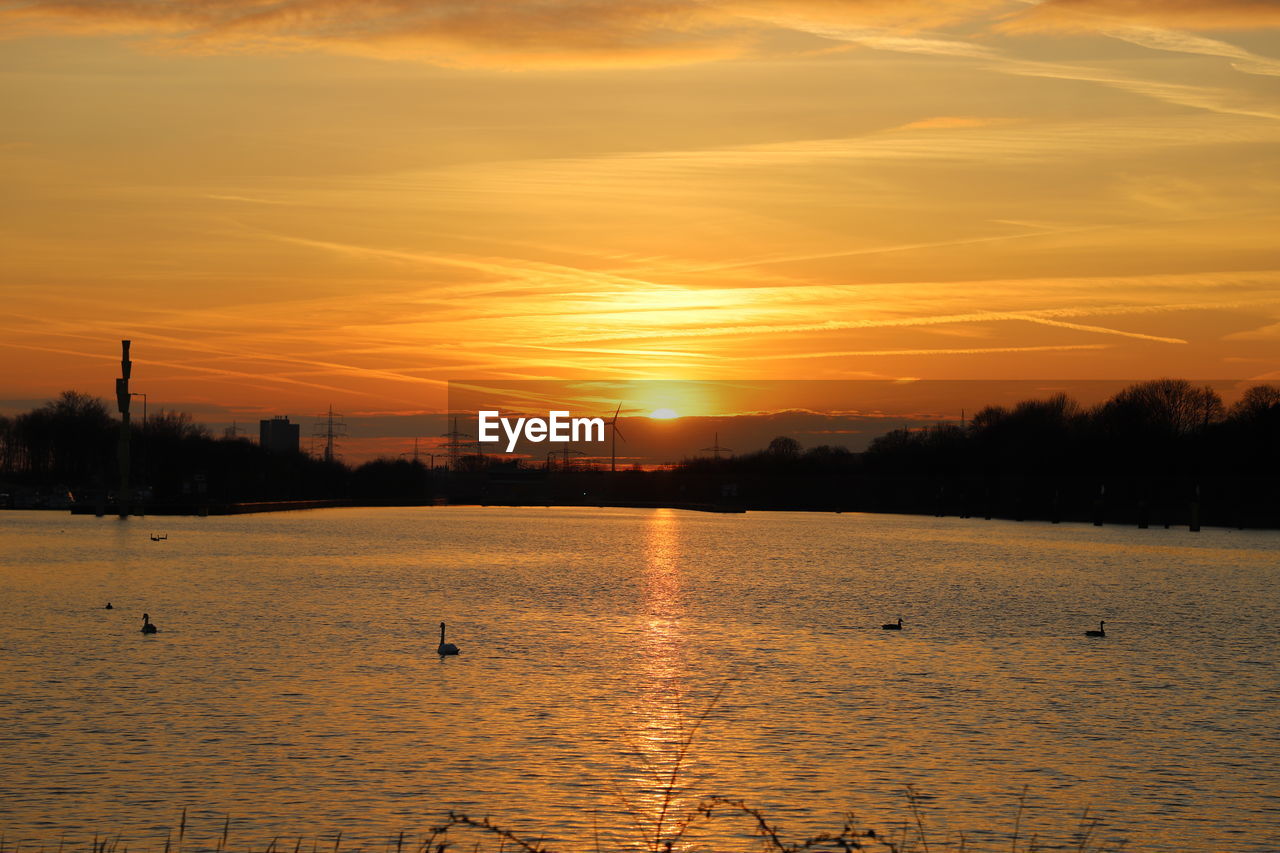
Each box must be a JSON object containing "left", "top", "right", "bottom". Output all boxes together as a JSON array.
[{"left": 6, "top": 500, "right": 1272, "bottom": 531}]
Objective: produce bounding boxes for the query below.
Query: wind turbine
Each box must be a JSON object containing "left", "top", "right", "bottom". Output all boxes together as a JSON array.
[{"left": 608, "top": 402, "right": 626, "bottom": 472}]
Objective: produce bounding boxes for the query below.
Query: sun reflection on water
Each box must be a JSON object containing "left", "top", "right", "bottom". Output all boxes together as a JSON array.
[{"left": 618, "top": 509, "right": 706, "bottom": 850}]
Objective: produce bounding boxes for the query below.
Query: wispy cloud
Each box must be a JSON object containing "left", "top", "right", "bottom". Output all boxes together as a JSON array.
[
  {"left": 763, "top": 343, "right": 1112, "bottom": 359},
  {"left": 895, "top": 115, "right": 1014, "bottom": 130},
  {"left": 8, "top": 0, "right": 1279, "bottom": 71},
  {"left": 0, "top": 0, "right": 750, "bottom": 68},
  {"left": 525, "top": 301, "right": 1204, "bottom": 346},
  {"left": 1098, "top": 25, "right": 1280, "bottom": 76},
  {"left": 1224, "top": 321, "right": 1280, "bottom": 340},
  {"left": 770, "top": 16, "right": 1280, "bottom": 121},
  {"left": 1006, "top": 0, "right": 1280, "bottom": 33},
  {"left": 993, "top": 57, "right": 1280, "bottom": 120},
  {"left": 7, "top": 0, "right": 1278, "bottom": 135},
  {"left": 0, "top": 0, "right": 995, "bottom": 68}
]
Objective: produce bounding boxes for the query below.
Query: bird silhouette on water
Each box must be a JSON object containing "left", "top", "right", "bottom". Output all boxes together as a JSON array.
[
  {"left": 437, "top": 622, "right": 460, "bottom": 655},
  {"left": 141, "top": 613, "right": 158, "bottom": 634},
  {"left": 104, "top": 602, "right": 113, "bottom": 610},
  {"left": 882, "top": 617, "right": 904, "bottom": 630},
  {"left": 1084, "top": 620, "right": 1106, "bottom": 637}
]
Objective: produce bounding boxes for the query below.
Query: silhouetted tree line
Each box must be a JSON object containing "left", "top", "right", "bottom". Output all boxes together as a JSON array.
[
  {"left": 0, "top": 391, "right": 347, "bottom": 509},
  {"left": 349, "top": 457, "right": 435, "bottom": 505},
  {"left": 850, "top": 380, "right": 1280, "bottom": 527},
  {"left": 0, "top": 392, "right": 114, "bottom": 485},
  {"left": 468, "top": 379, "right": 1280, "bottom": 527},
  {"left": 4, "top": 380, "right": 1279, "bottom": 526},
  {"left": 657, "top": 379, "right": 1279, "bottom": 526}
]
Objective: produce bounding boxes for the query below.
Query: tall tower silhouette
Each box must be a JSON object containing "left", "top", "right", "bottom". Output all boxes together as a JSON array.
[
  {"left": 313, "top": 406, "right": 347, "bottom": 463},
  {"left": 115, "top": 340, "right": 132, "bottom": 517},
  {"left": 700, "top": 432, "right": 733, "bottom": 460},
  {"left": 441, "top": 416, "right": 471, "bottom": 470}
]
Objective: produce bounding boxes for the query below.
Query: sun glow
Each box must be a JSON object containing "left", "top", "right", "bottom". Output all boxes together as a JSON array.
[{"left": 2, "top": 4, "right": 1276, "bottom": 460}]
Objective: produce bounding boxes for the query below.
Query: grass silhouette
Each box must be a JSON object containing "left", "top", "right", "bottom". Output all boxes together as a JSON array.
[
  {"left": 1, "top": 693, "right": 1126, "bottom": 853},
  {"left": 6, "top": 794, "right": 1121, "bottom": 853}
]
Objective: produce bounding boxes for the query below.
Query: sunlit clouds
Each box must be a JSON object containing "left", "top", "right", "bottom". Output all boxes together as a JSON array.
[
  {"left": 5, "top": 0, "right": 1280, "bottom": 68},
  {"left": 2, "top": 0, "right": 1279, "bottom": 446},
  {"left": 1007, "top": 0, "right": 1280, "bottom": 34}
]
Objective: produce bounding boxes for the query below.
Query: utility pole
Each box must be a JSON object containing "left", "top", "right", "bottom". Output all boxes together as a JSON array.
[
  {"left": 313, "top": 406, "right": 347, "bottom": 463},
  {"left": 441, "top": 417, "right": 471, "bottom": 470},
  {"left": 700, "top": 432, "right": 733, "bottom": 460},
  {"left": 560, "top": 445, "right": 585, "bottom": 469},
  {"left": 114, "top": 340, "right": 132, "bottom": 518},
  {"left": 400, "top": 444, "right": 434, "bottom": 469}
]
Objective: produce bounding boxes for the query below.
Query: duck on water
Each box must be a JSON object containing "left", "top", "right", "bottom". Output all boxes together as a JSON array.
[{"left": 882, "top": 617, "right": 904, "bottom": 630}]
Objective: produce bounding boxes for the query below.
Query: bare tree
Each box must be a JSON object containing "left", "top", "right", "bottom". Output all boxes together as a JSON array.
[
  {"left": 1230, "top": 384, "right": 1280, "bottom": 422},
  {"left": 766, "top": 435, "right": 801, "bottom": 458},
  {"left": 1099, "top": 379, "right": 1223, "bottom": 435}
]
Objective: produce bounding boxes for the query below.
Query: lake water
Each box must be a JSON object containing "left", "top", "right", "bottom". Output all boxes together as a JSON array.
[{"left": 1, "top": 507, "right": 1278, "bottom": 851}]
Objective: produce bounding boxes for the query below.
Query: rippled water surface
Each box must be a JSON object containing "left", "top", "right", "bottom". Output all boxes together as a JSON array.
[{"left": 2, "top": 507, "right": 1278, "bottom": 851}]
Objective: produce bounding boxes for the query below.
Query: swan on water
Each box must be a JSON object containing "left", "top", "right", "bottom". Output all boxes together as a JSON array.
[
  {"left": 882, "top": 617, "right": 903, "bottom": 630},
  {"left": 438, "top": 622, "right": 460, "bottom": 655},
  {"left": 141, "top": 613, "right": 158, "bottom": 634},
  {"left": 1084, "top": 620, "right": 1106, "bottom": 637}
]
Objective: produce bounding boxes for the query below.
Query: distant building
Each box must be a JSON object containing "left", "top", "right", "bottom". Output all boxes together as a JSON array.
[{"left": 259, "top": 416, "right": 300, "bottom": 454}]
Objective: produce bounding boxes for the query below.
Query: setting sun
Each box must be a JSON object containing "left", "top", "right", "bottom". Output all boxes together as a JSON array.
[{"left": 649, "top": 408, "right": 679, "bottom": 420}]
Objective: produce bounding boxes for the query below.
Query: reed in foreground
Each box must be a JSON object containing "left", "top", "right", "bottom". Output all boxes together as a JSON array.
[
  {"left": 0, "top": 693, "right": 1126, "bottom": 852},
  {"left": 0, "top": 788, "right": 1126, "bottom": 853}
]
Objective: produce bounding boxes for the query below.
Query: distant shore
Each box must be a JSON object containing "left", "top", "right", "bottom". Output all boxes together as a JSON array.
[
  {"left": 62, "top": 498, "right": 355, "bottom": 516},
  {"left": 2, "top": 499, "right": 1265, "bottom": 530}
]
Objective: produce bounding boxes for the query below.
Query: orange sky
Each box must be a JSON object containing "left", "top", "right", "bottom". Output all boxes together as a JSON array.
[{"left": 2, "top": 0, "right": 1278, "bottom": 459}]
